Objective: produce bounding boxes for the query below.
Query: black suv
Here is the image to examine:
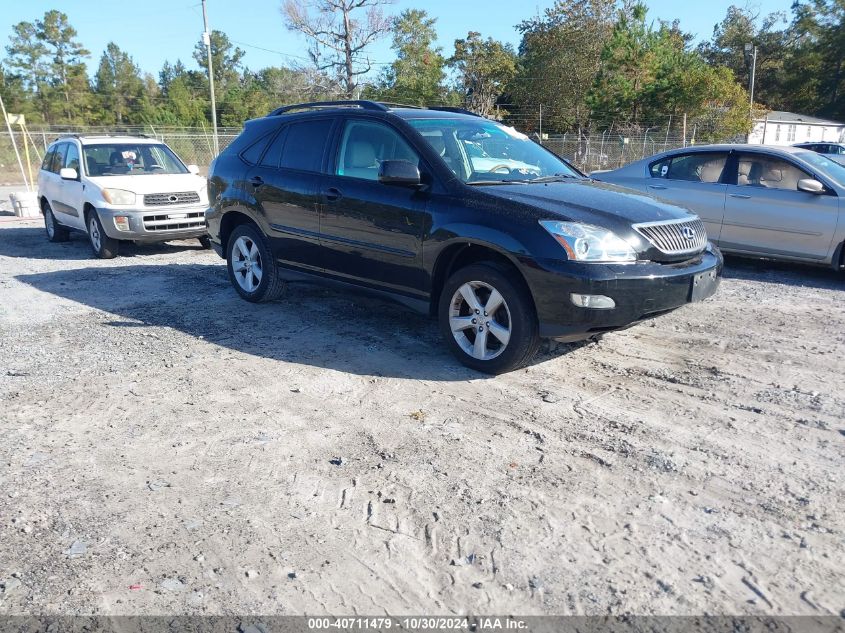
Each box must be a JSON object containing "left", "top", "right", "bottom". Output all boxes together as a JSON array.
[{"left": 206, "top": 101, "right": 722, "bottom": 373}]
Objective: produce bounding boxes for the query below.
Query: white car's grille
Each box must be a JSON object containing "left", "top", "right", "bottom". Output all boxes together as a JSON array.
[
  {"left": 633, "top": 218, "right": 707, "bottom": 256},
  {"left": 143, "top": 191, "right": 201, "bottom": 206},
  {"left": 142, "top": 211, "right": 205, "bottom": 232}
]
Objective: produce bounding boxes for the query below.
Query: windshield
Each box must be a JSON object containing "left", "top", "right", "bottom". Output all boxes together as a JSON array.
[
  {"left": 796, "top": 151, "right": 845, "bottom": 186},
  {"left": 408, "top": 118, "right": 582, "bottom": 184},
  {"left": 82, "top": 143, "right": 188, "bottom": 177}
]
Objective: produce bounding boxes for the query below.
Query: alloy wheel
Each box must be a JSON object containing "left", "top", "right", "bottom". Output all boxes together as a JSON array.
[
  {"left": 448, "top": 280, "right": 512, "bottom": 361},
  {"left": 231, "top": 235, "right": 263, "bottom": 293}
]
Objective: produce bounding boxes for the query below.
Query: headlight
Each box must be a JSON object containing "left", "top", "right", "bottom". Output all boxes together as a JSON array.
[
  {"left": 540, "top": 220, "right": 636, "bottom": 262},
  {"left": 102, "top": 188, "right": 136, "bottom": 205}
]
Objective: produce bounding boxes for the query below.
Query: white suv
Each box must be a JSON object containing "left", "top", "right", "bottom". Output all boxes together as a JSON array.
[{"left": 37, "top": 135, "right": 209, "bottom": 258}]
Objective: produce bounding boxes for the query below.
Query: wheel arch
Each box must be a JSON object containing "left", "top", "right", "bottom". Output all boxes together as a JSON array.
[
  {"left": 219, "top": 209, "right": 261, "bottom": 253},
  {"left": 429, "top": 238, "right": 536, "bottom": 317}
]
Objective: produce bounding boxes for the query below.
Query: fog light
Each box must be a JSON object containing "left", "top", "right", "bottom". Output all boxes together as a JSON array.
[
  {"left": 113, "top": 216, "right": 130, "bottom": 232},
  {"left": 571, "top": 293, "right": 615, "bottom": 309}
]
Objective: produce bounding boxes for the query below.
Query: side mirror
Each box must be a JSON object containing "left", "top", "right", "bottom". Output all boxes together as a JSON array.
[
  {"left": 378, "top": 160, "right": 421, "bottom": 187},
  {"left": 59, "top": 167, "right": 78, "bottom": 180},
  {"left": 797, "top": 178, "right": 824, "bottom": 194},
  {"left": 187, "top": 164, "right": 200, "bottom": 175}
]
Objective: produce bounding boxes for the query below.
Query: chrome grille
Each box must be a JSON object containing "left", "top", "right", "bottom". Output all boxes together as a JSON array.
[
  {"left": 143, "top": 191, "right": 201, "bottom": 207},
  {"left": 633, "top": 218, "right": 707, "bottom": 256},
  {"left": 142, "top": 211, "right": 205, "bottom": 232}
]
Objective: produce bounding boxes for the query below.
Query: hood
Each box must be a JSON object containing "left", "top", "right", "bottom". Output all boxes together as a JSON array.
[
  {"left": 475, "top": 179, "right": 695, "bottom": 226},
  {"left": 88, "top": 173, "right": 207, "bottom": 196}
]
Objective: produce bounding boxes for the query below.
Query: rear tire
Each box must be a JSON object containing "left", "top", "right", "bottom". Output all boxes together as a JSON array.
[
  {"left": 226, "top": 224, "right": 285, "bottom": 302},
  {"left": 43, "top": 202, "right": 69, "bottom": 243},
  {"left": 438, "top": 262, "right": 540, "bottom": 374},
  {"left": 86, "top": 210, "right": 119, "bottom": 259}
]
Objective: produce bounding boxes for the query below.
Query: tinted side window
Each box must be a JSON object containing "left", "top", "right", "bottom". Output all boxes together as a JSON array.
[
  {"left": 50, "top": 143, "right": 68, "bottom": 174},
  {"left": 260, "top": 128, "right": 288, "bottom": 168},
  {"left": 280, "top": 119, "right": 333, "bottom": 172},
  {"left": 241, "top": 131, "right": 274, "bottom": 165}
]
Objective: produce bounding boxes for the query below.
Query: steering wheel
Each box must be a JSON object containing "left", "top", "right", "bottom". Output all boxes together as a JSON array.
[{"left": 488, "top": 164, "right": 512, "bottom": 174}]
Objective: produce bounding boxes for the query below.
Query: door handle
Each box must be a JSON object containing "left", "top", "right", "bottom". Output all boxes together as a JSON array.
[
  {"left": 249, "top": 176, "right": 264, "bottom": 188},
  {"left": 648, "top": 184, "right": 667, "bottom": 190},
  {"left": 729, "top": 193, "right": 751, "bottom": 199},
  {"left": 323, "top": 187, "right": 343, "bottom": 202}
]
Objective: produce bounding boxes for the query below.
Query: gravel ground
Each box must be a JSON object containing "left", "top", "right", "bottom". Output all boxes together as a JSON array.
[{"left": 0, "top": 190, "right": 843, "bottom": 616}]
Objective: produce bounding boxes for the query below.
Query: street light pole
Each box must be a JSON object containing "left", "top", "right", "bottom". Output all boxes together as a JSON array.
[
  {"left": 744, "top": 43, "right": 758, "bottom": 109},
  {"left": 201, "top": 0, "right": 219, "bottom": 157}
]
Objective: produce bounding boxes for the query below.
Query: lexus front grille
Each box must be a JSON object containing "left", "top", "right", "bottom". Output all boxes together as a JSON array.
[{"left": 633, "top": 218, "right": 707, "bottom": 256}]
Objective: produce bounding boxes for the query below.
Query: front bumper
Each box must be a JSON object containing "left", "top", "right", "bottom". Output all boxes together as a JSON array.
[
  {"left": 522, "top": 244, "right": 723, "bottom": 340},
  {"left": 97, "top": 205, "right": 208, "bottom": 242}
]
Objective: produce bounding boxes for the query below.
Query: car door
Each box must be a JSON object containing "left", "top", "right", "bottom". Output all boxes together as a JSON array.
[
  {"left": 644, "top": 151, "right": 730, "bottom": 242},
  {"left": 318, "top": 117, "right": 428, "bottom": 296},
  {"left": 245, "top": 118, "right": 334, "bottom": 273},
  {"left": 53, "top": 142, "right": 86, "bottom": 229},
  {"left": 720, "top": 151, "right": 839, "bottom": 260},
  {"left": 45, "top": 143, "right": 75, "bottom": 223}
]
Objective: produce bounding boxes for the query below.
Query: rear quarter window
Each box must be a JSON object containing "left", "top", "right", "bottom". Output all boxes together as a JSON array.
[{"left": 279, "top": 119, "right": 333, "bottom": 172}]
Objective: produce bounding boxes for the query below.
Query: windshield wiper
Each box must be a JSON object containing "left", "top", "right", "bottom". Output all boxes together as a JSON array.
[
  {"left": 526, "top": 174, "right": 581, "bottom": 184},
  {"left": 466, "top": 180, "right": 527, "bottom": 186}
]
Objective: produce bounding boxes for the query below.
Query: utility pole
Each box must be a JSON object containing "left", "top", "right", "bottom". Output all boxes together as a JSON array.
[
  {"left": 201, "top": 0, "right": 219, "bottom": 157},
  {"left": 744, "top": 43, "right": 758, "bottom": 110},
  {"left": 539, "top": 104, "right": 543, "bottom": 140}
]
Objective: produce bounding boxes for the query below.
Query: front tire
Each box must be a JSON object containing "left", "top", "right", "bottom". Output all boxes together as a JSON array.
[
  {"left": 43, "top": 203, "right": 70, "bottom": 242},
  {"left": 198, "top": 235, "right": 211, "bottom": 249},
  {"left": 438, "top": 262, "right": 540, "bottom": 374},
  {"left": 86, "top": 210, "right": 119, "bottom": 259},
  {"left": 226, "top": 224, "right": 285, "bottom": 302}
]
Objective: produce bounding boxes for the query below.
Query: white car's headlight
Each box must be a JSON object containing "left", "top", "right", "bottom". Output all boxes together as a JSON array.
[
  {"left": 540, "top": 220, "right": 637, "bottom": 262},
  {"left": 102, "top": 188, "right": 136, "bottom": 205}
]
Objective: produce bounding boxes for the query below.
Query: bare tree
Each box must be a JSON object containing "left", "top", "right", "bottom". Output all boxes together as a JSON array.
[{"left": 282, "top": 0, "right": 393, "bottom": 98}]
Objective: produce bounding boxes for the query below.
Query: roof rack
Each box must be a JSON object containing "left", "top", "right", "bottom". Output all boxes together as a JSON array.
[
  {"left": 376, "top": 102, "right": 422, "bottom": 110},
  {"left": 267, "top": 100, "right": 389, "bottom": 116},
  {"left": 429, "top": 106, "right": 483, "bottom": 118}
]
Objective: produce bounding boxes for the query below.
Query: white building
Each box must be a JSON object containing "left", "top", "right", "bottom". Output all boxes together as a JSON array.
[{"left": 747, "top": 110, "right": 845, "bottom": 146}]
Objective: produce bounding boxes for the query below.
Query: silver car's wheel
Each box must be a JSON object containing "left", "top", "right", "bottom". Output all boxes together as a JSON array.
[
  {"left": 448, "top": 280, "right": 512, "bottom": 361},
  {"left": 231, "top": 235, "right": 263, "bottom": 293}
]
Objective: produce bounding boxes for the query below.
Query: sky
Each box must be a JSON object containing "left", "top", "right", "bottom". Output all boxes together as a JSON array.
[{"left": 2, "top": 0, "right": 795, "bottom": 80}]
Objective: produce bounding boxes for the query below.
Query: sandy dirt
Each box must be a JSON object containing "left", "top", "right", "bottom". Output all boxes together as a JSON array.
[{"left": 0, "top": 196, "right": 843, "bottom": 616}]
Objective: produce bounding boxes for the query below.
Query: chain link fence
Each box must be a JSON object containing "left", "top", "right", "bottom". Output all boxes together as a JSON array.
[{"left": 1, "top": 125, "right": 697, "bottom": 185}]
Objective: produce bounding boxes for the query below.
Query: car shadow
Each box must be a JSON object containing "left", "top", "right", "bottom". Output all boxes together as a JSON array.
[
  {"left": 15, "top": 262, "right": 587, "bottom": 381},
  {"left": 0, "top": 226, "right": 208, "bottom": 260},
  {"left": 721, "top": 254, "right": 844, "bottom": 291}
]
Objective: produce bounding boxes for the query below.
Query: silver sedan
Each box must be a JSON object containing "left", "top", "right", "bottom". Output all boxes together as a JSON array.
[{"left": 593, "top": 145, "right": 845, "bottom": 269}]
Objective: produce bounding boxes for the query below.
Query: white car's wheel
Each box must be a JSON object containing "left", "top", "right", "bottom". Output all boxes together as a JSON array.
[
  {"left": 87, "top": 211, "right": 119, "bottom": 259},
  {"left": 43, "top": 202, "right": 69, "bottom": 243}
]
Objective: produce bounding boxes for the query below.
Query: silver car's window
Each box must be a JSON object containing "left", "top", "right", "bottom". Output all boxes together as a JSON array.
[
  {"left": 794, "top": 150, "right": 845, "bottom": 185},
  {"left": 649, "top": 152, "right": 728, "bottom": 183},
  {"left": 735, "top": 154, "right": 810, "bottom": 191}
]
